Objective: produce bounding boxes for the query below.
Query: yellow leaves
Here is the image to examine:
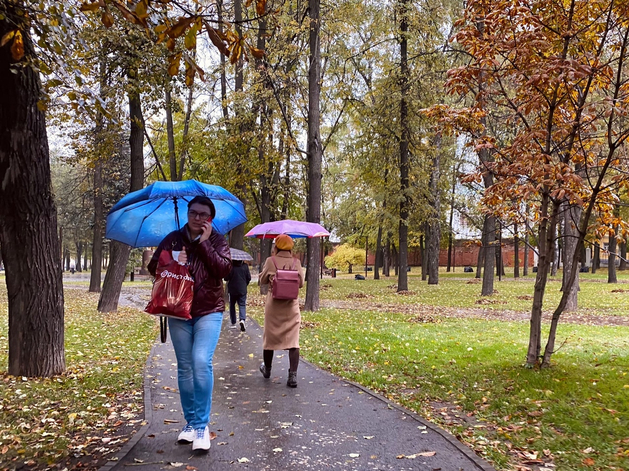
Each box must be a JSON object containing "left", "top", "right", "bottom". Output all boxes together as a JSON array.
[
  {"left": 1, "top": 29, "right": 24, "bottom": 61},
  {"left": 167, "top": 53, "right": 181, "bottom": 76},
  {"left": 1, "top": 30, "right": 16, "bottom": 47}
]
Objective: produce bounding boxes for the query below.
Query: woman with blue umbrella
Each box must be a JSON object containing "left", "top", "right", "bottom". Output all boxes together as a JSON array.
[{"left": 147, "top": 195, "right": 232, "bottom": 453}]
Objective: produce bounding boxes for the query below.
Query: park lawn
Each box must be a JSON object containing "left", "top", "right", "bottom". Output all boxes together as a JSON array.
[
  {"left": 320, "top": 272, "right": 629, "bottom": 315},
  {"left": 0, "top": 285, "right": 158, "bottom": 470},
  {"left": 248, "top": 304, "right": 629, "bottom": 470}
]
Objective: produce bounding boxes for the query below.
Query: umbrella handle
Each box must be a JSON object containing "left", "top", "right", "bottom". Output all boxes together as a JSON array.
[{"left": 160, "top": 316, "right": 168, "bottom": 343}]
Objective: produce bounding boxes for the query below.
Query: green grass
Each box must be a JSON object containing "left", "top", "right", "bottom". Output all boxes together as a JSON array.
[
  {"left": 0, "top": 285, "right": 158, "bottom": 469},
  {"left": 250, "top": 275, "right": 629, "bottom": 470},
  {"left": 321, "top": 270, "right": 629, "bottom": 315}
]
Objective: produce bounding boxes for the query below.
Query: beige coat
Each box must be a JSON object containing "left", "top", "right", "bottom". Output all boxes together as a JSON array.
[{"left": 259, "top": 251, "right": 304, "bottom": 350}]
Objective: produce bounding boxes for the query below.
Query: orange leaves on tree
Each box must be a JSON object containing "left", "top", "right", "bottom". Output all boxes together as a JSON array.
[
  {"left": 167, "top": 53, "right": 181, "bottom": 76},
  {"left": 206, "top": 27, "right": 230, "bottom": 57},
  {"left": 167, "top": 17, "right": 194, "bottom": 39},
  {"left": 256, "top": 0, "right": 267, "bottom": 16}
]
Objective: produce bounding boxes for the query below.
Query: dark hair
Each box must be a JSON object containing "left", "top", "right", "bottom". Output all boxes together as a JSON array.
[
  {"left": 233, "top": 260, "right": 243, "bottom": 266},
  {"left": 188, "top": 196, "right": 216, "bottom": 219}
]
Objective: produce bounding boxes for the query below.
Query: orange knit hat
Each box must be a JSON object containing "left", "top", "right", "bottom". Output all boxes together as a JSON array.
[{"left": 275, "top": 233, "right": 294, "bottom": 251}]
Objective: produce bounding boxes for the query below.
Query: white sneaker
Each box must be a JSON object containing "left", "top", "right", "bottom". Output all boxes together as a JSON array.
[
  {"left": 239, "top": 319, "right": 246, "bottom": 332},
  {"left": 229, "top": 323, "right": 238, "bottom": 329},
  {"left": 192, "top": 426, "right": 211, "bottom": 451},
  {"left": 177, "top": 424, "right": 195, "bottom": 443}
]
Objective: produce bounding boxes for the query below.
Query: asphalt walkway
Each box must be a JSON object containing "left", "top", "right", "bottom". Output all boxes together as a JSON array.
[{"left": 101, "top": 315, "right": 496, "bottom": 471}]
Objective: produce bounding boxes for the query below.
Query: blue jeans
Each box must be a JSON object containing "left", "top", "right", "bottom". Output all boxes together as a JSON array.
[
  {"left": 169, "top": 313, "right": 222, "bottom": 429},
  {"left": 229, "top": 293, "right": 247, "bottom": 324}
]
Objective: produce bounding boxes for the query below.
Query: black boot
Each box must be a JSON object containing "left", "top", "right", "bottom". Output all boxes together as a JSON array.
[
  {"left": 287, "top": 371, "right": 297, "bottom": 388},
  {"left": 259, "top": 363, "right": 271, "bottom": 379}
]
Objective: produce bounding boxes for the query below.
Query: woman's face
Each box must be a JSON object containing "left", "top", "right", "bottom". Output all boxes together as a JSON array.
[{"left": 187, "top": 202, "right": 213, "bottom": 234}]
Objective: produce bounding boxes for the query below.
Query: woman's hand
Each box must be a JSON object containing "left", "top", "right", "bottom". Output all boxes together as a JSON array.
[
  {"left": 199, "top": 219, "right": 213, "bottom": 243},
  {"left": 177, "top": 248, "right": 188, "bottom": 264}
]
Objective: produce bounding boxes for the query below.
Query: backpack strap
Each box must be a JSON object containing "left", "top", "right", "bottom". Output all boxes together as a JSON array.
[{"left": 272, "top": 255, "right": 297, "bottom": 271}]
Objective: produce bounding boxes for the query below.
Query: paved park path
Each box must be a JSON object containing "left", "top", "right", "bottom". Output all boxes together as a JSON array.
[{"left": 100, "top": 312, "right": 495, "bottom": 471}]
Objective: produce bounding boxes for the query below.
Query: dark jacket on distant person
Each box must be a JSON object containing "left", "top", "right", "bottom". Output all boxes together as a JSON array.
[
  {"left": 225, "top": 261, "right": 251, "bottom": 296},
  {"left": 148, "top": 225, "right": 232, "bottom": 317}
]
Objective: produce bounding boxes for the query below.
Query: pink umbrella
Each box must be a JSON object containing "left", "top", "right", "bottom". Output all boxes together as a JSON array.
[{"left": 245, "top": 220, "right": 330, "bottom": 239}]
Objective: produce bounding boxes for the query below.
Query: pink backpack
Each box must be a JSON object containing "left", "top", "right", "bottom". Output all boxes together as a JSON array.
[{"left": 271, "top": 256, "right": 300, "bottom": 300}]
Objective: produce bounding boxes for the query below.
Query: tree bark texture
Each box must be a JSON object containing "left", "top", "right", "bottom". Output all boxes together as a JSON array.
[
  {"left": 608, "top": 226, "right": 618, "bottom": 284},
  {"left": 304, "top": 0, "right": 322, "bottom": 311},
  {"left": 0, "top": 3, "right": 65, "bottom": 376},
  {"left": 514, "top": 223, "right": 519, "bottom": 278},
  {"left": 90, "top": 160, "right": 103, "bottom": 292},
  {"left": 620, "top": 241, "right": 627, "bottom": 271},
  {"left": 374, "top": 225, "right": 382, "bottom": 280},
  {"left": 561, "top": 202, "right": 580, "bottom": 311},
  {"left": 427, "top": 140, "right": 441, "bottom": 285},
  {"left": 481, "top": 215, "right": 496, "bottom": 296},
  {"left": 396, "top": 0, "right": 410, "bottom": 292}
]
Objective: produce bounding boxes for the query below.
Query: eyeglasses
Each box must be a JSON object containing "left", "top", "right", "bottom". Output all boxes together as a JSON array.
[{"left": 188, "top": 210, "right": 211, "bottom": 220}]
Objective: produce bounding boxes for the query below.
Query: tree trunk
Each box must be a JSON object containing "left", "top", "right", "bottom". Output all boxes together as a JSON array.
[
  {"left": 383, "top": 236, "right": 391, "bottom": 276},
  {"left": 620, "top": 240, "right": 627, "bottom": 271},
  {"left": 526, "top": 194, "right": 557, "bottom": 366},
  {"left": 420, "top": 234, "right": 426, "bottom": 281},
  {"left": 165, "top": 86, "right": 178, "bottom": 181},
  {"left": 447, "top": 166, "right": 457, "bottom": 272},
  {"left": 476, "top": 234, "right": 484, "bottom": 279},
  {"left": 523, "top": 233, "right": 529, "bottom": 276},
  {"left": 592, "top": 242, "right": 600, "bottom": 274},
  {"left": 217, "top": 0, "right": 228, "bottom": 120},
  {"left": 427, "top": 139, "right": 441, "bottom": 285},
  {"left": 97, "top": 242, "right": 131, "bottom": 312},
  {"left": 374, "top": 224, "right": 382, "bottom": 280},
  {"left": 76, "top": 241, "right": 83, "bottom": 272},
  {"left": 514, "top": 223, "right": 519, "bottom": 278},
  {"left": 396, "top": 0, "right": 410, "bottom": 292},
  {"left": 90, "top": 159, "right": 103, "bottom": 292},
  {"left": 304, "top": 0, "right": 322, "bottom": 311},
  {"left": 608, "top": 226, "right": 618, "bottom": 283},
  {"left": 0, "top": 3, "right": 65, "bottom": 377},
  {"left": 561, "top": 202, "right": 580, "bottom": 311},
  {"left": 98, "top": 68, "right": 144, "bottom": 312},
  {"left": 481, "top": 215, "right": 496, "bottom": 295}
]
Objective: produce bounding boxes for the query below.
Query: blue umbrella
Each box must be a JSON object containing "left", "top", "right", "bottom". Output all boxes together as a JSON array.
[{"left": 106, "top": 180, "right": 247, "bottom": 248}]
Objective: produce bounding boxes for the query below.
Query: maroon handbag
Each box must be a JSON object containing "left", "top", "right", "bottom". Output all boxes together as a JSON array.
[{"left": 271, "top": 256, "right": 300, "bottom": 300}]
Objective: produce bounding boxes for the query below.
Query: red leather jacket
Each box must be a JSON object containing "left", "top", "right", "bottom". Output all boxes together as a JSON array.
[{"left": 148, "top": 225, "right": 232, "bottom": 318}]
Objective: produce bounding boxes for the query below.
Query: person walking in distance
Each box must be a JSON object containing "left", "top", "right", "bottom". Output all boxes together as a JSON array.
[
  {"left": 258, "top": 234, "right": 304, "bottom": 387},
  {"left": 225, "top": 259, "right": 251, "bottom": 331},
  {"left": 147, "top": 196, "right": 231, "bottom": 453}
]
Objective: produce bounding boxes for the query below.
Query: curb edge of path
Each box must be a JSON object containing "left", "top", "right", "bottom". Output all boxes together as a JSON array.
[
  {"left": 299, "top": 356, "right": 497, "bottom": 471},
  {"left": 97, "top": 335, "right": 159, "bottom": 471}
]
